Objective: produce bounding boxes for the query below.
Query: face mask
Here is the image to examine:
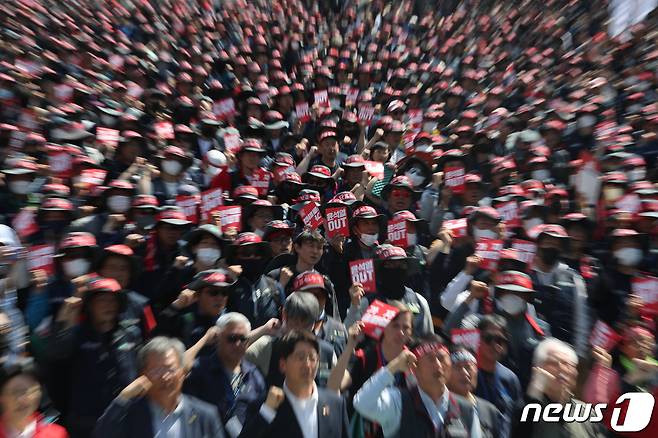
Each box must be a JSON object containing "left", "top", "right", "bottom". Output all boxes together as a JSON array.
[
  {"left": 531, "top": 169, "right": 550, "bottom": 181},
  {"left": 135, "top": 215, "right": 155, "bottom": 229},
  {"left": 538, "top": 247, "right": 560, "bottom": 267},
  {"left": 405, "top": 168, "right": 426, "bottom": 187},
  {"left": 291, "top": 41, "right": 300, "bottom": 50},
  {"left": 497, "top": 294, "right": 526, "bottom": 315},
  {"left": 359, "top": 233, "right": 378, "bottom": 247},
  {"left": 63, "top": 259, "right": 91, "bottom": 278},
  {"left": 42, "top": 220, "right": 69, "bottom": 234},
  {"left": 603, "top": 187, "right": 624, "bottom": 202},
  {"left": 238, "top": 258, "right": 266, "bottom": 281},
  {"left": 206, "top": 165, "right": 221, "bottom": 177},
  {"left": 196, "top": 247, "right": 221, "bottom": 266},
  {"left": 253, "top": 228, "right": 265, "bottom": 238},
  {"left": 162, "top": 160, "right": 183, "bottom": 175},
  {"left": 107, "top": 195, "right": 131, "bottom": 213},
  {"left": 9, "top": 180, "right": 30, "bottom": 195},
  {"left": 473, "top": 227, "right": 497, "bottom": 241},
  {"left": 377, "top": 268, "right": 407, "bottom": 299},
  {"left": 615, "top": 248, "right": 643, "bottom": 266},
  {"left": 628, "top": 168, "right": 646, "bottom": 182},
  {"left": 407, "top": 233, "right": 417, "bottom": 246},
  {"left": 524, "top": 218, "right": 543, "bottom": 232}
]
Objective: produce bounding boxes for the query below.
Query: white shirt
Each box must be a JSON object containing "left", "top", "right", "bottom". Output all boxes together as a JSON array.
[
  {"left": 259, "top": 381, "right": 319, "bottom": 438},
  {"left": 149, "top": 397, "right": 184, "bottom": 438}
]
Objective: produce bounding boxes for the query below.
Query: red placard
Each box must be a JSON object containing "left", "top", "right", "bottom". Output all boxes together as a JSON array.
[
  {"left": 27, "top": 244, "right": 55, "bottom": 276},
  {"left": 49, "top": 148, "right": 73, "bottom": 178},
  {"left": 314, "top": 89, "right": 329, "bottom": 108},
  {"left": 357, "top": 104, "right": 375, "bottom": 123},
  {"left": 349, "top": 259, "right": 376, "bottom": 292},
  {"left": 295, "top": 102, "right": 311, "bottom": 123},
  {"left": 176, "top": 194, "right": 200, "bottom": 224},
  {"left": 324, "top": 207, "right": 349, "bottom": 239},
  {"left": 496, "top": 201, "right": 520, "bottom": 227},
  {"left": 213, "top": 98, "right": 236, "bottom": 120},
  {"left": 272, "top": 165, "right": 295, "bottom": 183},
  {"left": 361, "top": 299, "right": 400, "bottom": 339},
  {"left": 299, "top": 202, "right": 323, "bottom": 229},
  {"left": 223, "top": 130, "right": 241, "bottom": 153},
  {"left": 387, "top": 217, "right": 408, "bottom": 248},
  {"left": 247, "top": 168, "right": 271, "bottom": 197},
  {"left": 590, "top": 320, "right": 622, "bottom": 352},
  {"left": 215, "top": 206, "right": 242, "bottom": 233},
  {"left": 363, "top": 161, "right": 384, "bottom": 179},
  {"left": 154, "top": 121, "right": 175, "bottom": 139},
  {"left": 511, "top": 239, "right": 537, "bottom": 264},
  {"left": 200, "top": 188, "right": 223, "bottom": 223},
  {"left": 79, "top": 169, "right": 108, "bottom": 188},
  {"left": 444, "top": 166, "right": 465, "bottom": 194},
  {"left": 632, "top": 275, "right": 658, "bottom": 316},
  {"left": 451, "top": 328, "right": 481, "bottom": 352},
  {"left": 12, "top": 208, "right": 38, "bottom": 239},
  {"left": 346, "top": 87, "right": 359, "bottom": 106},
  {"left": 443, "top": 218, "right": 467, "bottom": 238},
  {"left": 475, "top": 238, "right": 504, "bottom": 271},
  {"left": 406, "top": 109, "right": 423, "bottom": 131},
  {"left": 96, "top": 127, "right": 120, "bottom": 148}
]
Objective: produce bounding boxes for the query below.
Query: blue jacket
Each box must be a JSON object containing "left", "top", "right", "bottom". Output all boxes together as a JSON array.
[
  {"left": 185, "top": 355, "right": 266, "bottom": 429},
  {"left": 94, "top": 394, "right": 225, "bottom": 438}
]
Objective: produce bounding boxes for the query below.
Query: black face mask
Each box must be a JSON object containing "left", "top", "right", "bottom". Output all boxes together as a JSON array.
[
  {"left": 238, "top": 258, "right": 266, "bottom": 281},
  {"left": 377, "top": 267, "right": 408, "bottom": 300},
  {"left": 41, "top": 220, "right": 69, "bottom": 235},
  {"left": 538, "top": 247, "right": 560, "bottom": 267}
]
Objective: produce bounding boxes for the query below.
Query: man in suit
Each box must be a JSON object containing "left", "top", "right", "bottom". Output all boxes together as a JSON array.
[
  {"left": 239, "top": 329, "right": 350, "bottom": 438},
  {"left": 94, "top": 336, "right": 225, "bottom": 438}
]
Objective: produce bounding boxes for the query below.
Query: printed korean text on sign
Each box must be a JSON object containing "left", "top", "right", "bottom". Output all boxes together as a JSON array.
[{"left": 349, "top": 259, "right": 376, "bottom": 292}]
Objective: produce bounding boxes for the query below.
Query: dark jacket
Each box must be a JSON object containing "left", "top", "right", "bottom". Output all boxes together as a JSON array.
[
  {"left": 93, "top": 395, "right": 225, "bottom": 438},
  {"left": 185, "top": 356, "right": 267, "bottom": 427},
  {"left": 237, "top": 388, "right": 350, "bottom": 438}
]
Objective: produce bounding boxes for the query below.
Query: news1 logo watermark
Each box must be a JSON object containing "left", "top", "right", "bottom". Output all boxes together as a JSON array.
[{"left": 520, "top": 392, "right": 655, "bottom": 432}]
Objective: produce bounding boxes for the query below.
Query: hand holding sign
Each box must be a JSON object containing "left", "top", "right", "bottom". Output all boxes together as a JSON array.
[
  {"left": 361, "top": 299, "right": 400, "bottom": 340},
  {"left": 324, "top": 207, "right": 349, "bottom": 238}
]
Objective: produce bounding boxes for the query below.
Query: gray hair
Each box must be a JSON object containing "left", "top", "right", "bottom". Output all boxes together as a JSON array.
[
  {"left": 137, "top": 336, "right": 185, "bottom": 372},
  {"left": 284, "top": 292, "right": 319, "bottom": 328},
  {"left": 532, "top": 337, "right": 578, "bottom": 367},
  {"left": 216, "top": 312, "right": 251, "bottom": 332}
]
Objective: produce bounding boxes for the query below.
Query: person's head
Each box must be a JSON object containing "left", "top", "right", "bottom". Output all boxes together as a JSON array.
[
  {"left": 294, "top": 229, "right": 325, "bottom": 267},
  {"left": 283, "top": 292, "right": 320, "bottom": 331},
  {"left": 84, "top": 278, "right": 124, "bottom": 330},
  {"left": 138, "top": 337, "right": 186, "bottom": 403},
  {"left": 247, "top": 204, "right": 278, "bottom": 235},
  {"left": 374, "top": 244, "right": 418, "bottom": 299},
  {"left": 447, "top": 345, "right": 478, "bottom": 397},
  {"left": 58, "top": 232, "right": 97, "bottom": 279},
  {"left": 532, "top": 338, "right": 578, "bottom": 400},
  {"left": 238, "top": 139, "right": 265, "bottom": 171},
  {"left": 620, "top": 326, "right": 655, "bottom": 360},
  {"left": 189, "top": 269, "right": 236, "bottom": 316},
  {"left": 318, "top": 133, "right": 339, "bottom": 162},
  {"left": 263, "top": 220, "right": 295, "bottom": 256},
  {"left": 468, "top": 208, "right": 502, "bottom": 241},
  {"left": 494, "top": 271, "right": 535, "bottom": 316},
  {"left": 381, "top": 301, "right": 413, "bottom": 349},
  {"left": 477, "top": 315, "right": 509, "bottom": 364},
  {"left": 278, "top": 329, "right": 320, "bottom": 388},
  {"left": 98, "top": 252, "right": 133, "bottom": 289},
  {"left": 187, "top": 225, "right": 223, "bottom": 268},
  {"left": 611, "top": 230, "right": 644, "bottom": 268},
  {"left": 215, "top": 312, "right": 252, "bottom": 365},
  {"left": 0, "top": 358, "right": 41, "bottom": 422},
  {"left": 292, "top": 271, "right": 328, "bottom": 313},
  {"left": 370, "top": 142, "right": 389, "bottom": 163},
  {"left": 388, "top": 187, "right": 413, "bottom": 212},
  {"left": 410, "top": 334, "right": 451, "bottom": 393}
]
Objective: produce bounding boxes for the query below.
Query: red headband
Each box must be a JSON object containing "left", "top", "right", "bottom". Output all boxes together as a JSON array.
[{"left": 411, "top": 342, "right": 449, "bottom": 359}]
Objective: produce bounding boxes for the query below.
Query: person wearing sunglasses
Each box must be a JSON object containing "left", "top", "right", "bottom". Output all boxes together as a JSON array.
[
  {"left": 474, "top": 315, "right": 523, "bottom": 438},
  {"left": 155, "top": 269, "right": 237, "bottom": 356},
  {"left": 184, "top": 313, "right": 267, "bottom": 438}
]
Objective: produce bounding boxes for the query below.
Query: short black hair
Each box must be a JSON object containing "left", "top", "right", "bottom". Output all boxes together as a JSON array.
[
  {"left": 278, "top": 329, "right": 319, "bottom": 359},
  {"left": 294, "top": 228, "right": 326, "bottom": 246},
  {"left": 478, "top": 314, "right": 508, "bottom": 334},
  {"left": 0, "top": 357, "right": 39, "bottom": 391},
  {"left": 408, "top": 333, "right": 448, "bottom": 351}
]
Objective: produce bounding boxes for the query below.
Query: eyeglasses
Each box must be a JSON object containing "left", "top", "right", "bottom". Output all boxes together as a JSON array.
[
  {"left": 291, "top": 352, "right": 319, "bottom": 363},
  {"left": 482, "top": 333, "right": 508, "bottom": 345},
  {"left": 226, "top": 334, "right": 248, "bottom": 344}
]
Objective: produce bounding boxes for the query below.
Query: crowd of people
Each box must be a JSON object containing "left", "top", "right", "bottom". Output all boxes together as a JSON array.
[{"left": 0, "top": 0, "right": 657, "bottom": 437}]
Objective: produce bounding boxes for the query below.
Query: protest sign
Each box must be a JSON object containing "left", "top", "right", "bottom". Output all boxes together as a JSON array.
[
  {"left": 324, "top": 207, "right": 349, "bottom": 238},
  {"left": 349, "top": 259, "right": 376, "bottom": 292},
  {"left": 444, "top": 166, "right": 465, "bottom": 194},
  {"left": 361, "top": 299, "right": 400, "bottom": 339}
]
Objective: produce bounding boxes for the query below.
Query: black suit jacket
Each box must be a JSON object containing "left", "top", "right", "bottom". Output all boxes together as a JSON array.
[
  {"left": 93, "top": 394, "right": 225, "bottom": 438},
  {"left": 238, "top": 388, "right": 350, "bottom": 438},
  {"left": 475, "top": 397, "right": 504, "bottom": 438}
]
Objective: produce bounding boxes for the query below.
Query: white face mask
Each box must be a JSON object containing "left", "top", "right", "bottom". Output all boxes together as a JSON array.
[
  {"left": 107, "top": 195, "right": 131, "bottom": 213},
  {"left": 9, "top": 180, "right": 30, "bottom": 195},
  {"left": 531, "top": 169, "right": 550, "bottom": 181},
  {"left": 291, "top": 41, "right": 300, "bottom": 50},
  {"left": 497, "top": 294, "right": 527, "bottom": 315},
  {"left": 614, "top": 248, "right": 643, "bottom": 266},
  {"left": 473, "top": 227, "right": 498, "bottom": 241},
  {"left": 405, "top": 168, "right": 426, "bottom": 187},
  {"left": 359, "top": 233, "right": 378, "bottom": 247},
  {"left": 196, "top": 247, "right": 221, "bottom": 266},
  {"left": 253, "top": 228, "right": 265, "bottom": 238},
  {"left": 162, "top": 160, "right": 183, "bottom": 175},
  {"left": 206, "top": 165, "right": 221, "bottom": 177},
  {"left": 63, "top": 259, "right": 90, "bottom": 278},
  {"left": 524, "top": 218, "right": 543, "bottom": 232},
  {"left": 628, "top": 168, "right": 646, "bottom": 182},
  {"left": 407, "top": 233, "right": 417, "bottom": 246}
]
